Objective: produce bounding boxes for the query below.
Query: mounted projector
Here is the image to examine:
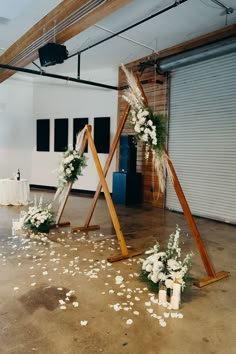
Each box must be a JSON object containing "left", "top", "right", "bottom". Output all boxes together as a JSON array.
[{"left": 38, "top": 43, "right": 68, "bottom": 67}]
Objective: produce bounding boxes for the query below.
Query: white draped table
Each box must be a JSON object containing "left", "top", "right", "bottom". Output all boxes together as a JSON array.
[{"left": 0, "top": 179, "right": 30, "bottom": 206}]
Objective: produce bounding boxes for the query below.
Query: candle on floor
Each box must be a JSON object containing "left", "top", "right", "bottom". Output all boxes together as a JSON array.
[
  {"left": 171, "top": 282, "right": 181, "bottom": 310},
  {"left": 158, "top": 285, "right": 167, "bottom": 304}
]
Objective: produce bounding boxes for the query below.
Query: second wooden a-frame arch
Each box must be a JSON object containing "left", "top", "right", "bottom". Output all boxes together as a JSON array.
[{"left": 56, "top": 76, "right": 229, "bottom": 286}]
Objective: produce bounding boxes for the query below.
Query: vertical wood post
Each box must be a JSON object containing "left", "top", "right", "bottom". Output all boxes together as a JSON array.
[
  {"left": 83, "top": 103, "right": 131, "bottom": 228},
  {"left": 164, "top": 148, "right": 216, "bottom": 277},
  {"left": 55, "top": 131, "right": 88, "bottom": 226},
  {"left": 86, "top": 125, "right": 129, "bottom": 256}
]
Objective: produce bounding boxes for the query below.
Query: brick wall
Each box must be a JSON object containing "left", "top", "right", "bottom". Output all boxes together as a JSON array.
[{"left": 117, "top": 55, "right": 169, "bottom": 207}]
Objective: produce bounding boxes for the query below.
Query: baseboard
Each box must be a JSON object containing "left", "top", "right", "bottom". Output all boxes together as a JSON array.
[{"left": 30, "top": 184, "right": 101, "bottom": 196}]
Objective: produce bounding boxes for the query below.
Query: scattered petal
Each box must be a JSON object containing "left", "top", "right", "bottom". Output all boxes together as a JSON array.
[
  {"left": 80, "top": 320, "right": 88, "bottom": 326},
  {"left": 159, "top": 320, "right": 167, "bottom": 327},
  {"left": 147, "top": 308, "right": 154, "bottom": 314}
]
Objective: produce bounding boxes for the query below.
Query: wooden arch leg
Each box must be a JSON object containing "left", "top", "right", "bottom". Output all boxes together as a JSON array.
[
  {"left": 85, "top": 125, "right": 142, "bottom": 262},
  {"left": 72, "top": 103, "right": 130, "bottom": 232},
  {"left": 54, "top": 130, "right": 89, "bottom": 227},
  {"left": 165, "top": 148, "right": 230, "bottom": 287}
]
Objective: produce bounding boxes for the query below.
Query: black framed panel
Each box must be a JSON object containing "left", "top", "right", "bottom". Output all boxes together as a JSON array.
[
  {"left": 36, "top": 119, "right": 50, "bottom": 151},
  {"left": 73, "top": 117, "right": 88, "bottom": 152},
  {"left": 94, "top": 117, "right": 110, "bottom": 153},
  {"left": 54, "top": 118, "right": 68, "bottom": 152}
]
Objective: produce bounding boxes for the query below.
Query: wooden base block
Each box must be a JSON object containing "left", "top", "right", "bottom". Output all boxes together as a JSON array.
[
  {"left": 72, "top": 225, "right": 100, "bottom": 232},
  {"left": 51, "top": 221, "right": 71, "bottom": 228},
  {"left": 107, "top": 250, "right": 143, "bottom": 263},
  {"left": 57, "top": 221, "right": 71, "bottom": 227},
  {"left": 194, "top": 271, "right": 230, "bottom": 288}
]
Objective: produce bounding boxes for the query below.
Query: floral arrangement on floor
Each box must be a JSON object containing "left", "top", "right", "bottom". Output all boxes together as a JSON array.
[
  {"left": 140, "top": 226, "right": 194, "bottom": 294},
  {"left": 54, "top": 146, "right": 87, "bottom": 202},
  {"left": 122, "top": 65, "right": 172, "bottom": 193},
  {"left": 23, "top": 197, "right": 54, "bottom": 233}
]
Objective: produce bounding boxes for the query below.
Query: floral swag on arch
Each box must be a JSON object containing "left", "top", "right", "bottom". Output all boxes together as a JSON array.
[
  {"left": 54, "top": 127, "right": 88, "bottom": 203},
  {"left": 122, "top": 65, "right": 173, "bottom": 193}
]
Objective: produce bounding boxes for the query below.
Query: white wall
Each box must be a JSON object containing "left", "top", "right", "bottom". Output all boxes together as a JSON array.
[
  {"left": 31, "top": 67, "right": 118, "bottom": 191},
  {"left": 0, "top": 77, "right": 34, "bottom": 180}
]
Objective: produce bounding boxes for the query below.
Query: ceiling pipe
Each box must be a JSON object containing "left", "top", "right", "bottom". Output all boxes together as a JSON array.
[
  {"left": 159, "top": 37, "right": 236, "bottom": 71},
  {"left": 210, "top": 0, "right": 234, "bottom": 14},
  {"left": 68, "top": 0, "right": 189, "bottom": 59},
  {"left": 0, "top": 63, "right": 118, "bottom": 90}
]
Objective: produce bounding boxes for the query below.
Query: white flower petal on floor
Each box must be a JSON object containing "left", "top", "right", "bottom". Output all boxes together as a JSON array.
[
  {"left": 80, "top": 320, "right": 88, "bottom": 326},
  {"left": 126, "top": 319, "right": 133, "bottom": 325},
  {"left": 113, "top": 303, "right": 122, "bottom": 312},
  {"left": 159, "top": 319, "right": 167, "bottom": 327},
  {"left": 72, "top": 302, "right": 79, "bottom": 307},
  {"left": 147, "top": 308, "right": 154, "bottom": 314}
]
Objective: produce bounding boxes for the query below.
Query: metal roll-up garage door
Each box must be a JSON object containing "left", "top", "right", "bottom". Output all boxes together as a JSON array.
[{"left": 166, "top": 52, "right": 236, "bottom": 224}]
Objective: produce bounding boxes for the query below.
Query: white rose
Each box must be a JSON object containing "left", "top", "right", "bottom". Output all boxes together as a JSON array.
[
  {"left": 150, "top": 272, "right": 159, "bottom": 283},
  {"left": 134, "top": 124, "right": 141, "bottom": 133},
  {"left": 145, "top": 264, "right": 153, "bottom": 272},
  {"left": 142, "top": 134, "right": 148, "bottom": 142}
]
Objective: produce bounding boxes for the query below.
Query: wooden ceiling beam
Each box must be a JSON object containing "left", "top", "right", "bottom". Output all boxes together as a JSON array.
[{"left": 0, "top": 0, "right": 134, "bottom": 83}]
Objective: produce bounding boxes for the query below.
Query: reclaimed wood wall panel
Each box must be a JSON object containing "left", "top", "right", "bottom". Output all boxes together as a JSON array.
[{"left": 117, "top": 56, "right": 168, "bottom": 207}]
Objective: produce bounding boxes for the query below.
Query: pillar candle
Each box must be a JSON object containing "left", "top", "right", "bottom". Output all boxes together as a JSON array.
[
  {"left": 158, "top": 288, "right": 167, "bottom": 304},
  {"left": 170, "top": 295, "right": 180, "bottom": 310},
  {"left": 171, "top": 282, "right": 181, "bottom": 310}
]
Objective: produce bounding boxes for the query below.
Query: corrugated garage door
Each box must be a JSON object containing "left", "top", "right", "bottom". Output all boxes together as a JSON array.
[{"left": 166, "top": 52, "right": 236, "bottom": 224}]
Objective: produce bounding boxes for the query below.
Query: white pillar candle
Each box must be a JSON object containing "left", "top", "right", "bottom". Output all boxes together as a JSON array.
[
  {"left": 173, "top": 282, "right": 181, "bottom": 297},
  {"left": 158, "top": 288, "right": 167, "bottom": 304},
  {"left": 171, "top": 282, "right": 181, "bottom": 310},
  {"left": 170, "top": 295, "right": 179, "bottom": 310}
]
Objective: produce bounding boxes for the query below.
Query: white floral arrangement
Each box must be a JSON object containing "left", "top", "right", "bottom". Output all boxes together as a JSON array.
[
  {"left": 54, "top": 147, "right": 87, "bottom": 203},
  {"left": 140, "top": 226, "right": 194, "bottom": 293},
  {"left": 57, "top": 147, "right": 87, "bottom": 186},
  {"left": 122, "top": 65, "right": 172, "bottom": 193},
  {"left": 23, "top": 197, "right": 54, "bottom": 233}
]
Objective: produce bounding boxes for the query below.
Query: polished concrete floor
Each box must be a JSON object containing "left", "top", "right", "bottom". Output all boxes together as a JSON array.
[{"left": 0, "top": 190, "right": 235, "bottom": 354}]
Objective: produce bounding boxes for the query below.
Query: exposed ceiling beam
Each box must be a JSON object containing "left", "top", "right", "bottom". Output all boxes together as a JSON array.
[{"left": 0, "top": 0, "right": 134, "bottom": 83}]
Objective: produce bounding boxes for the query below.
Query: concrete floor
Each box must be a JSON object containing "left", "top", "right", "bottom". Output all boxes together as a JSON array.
[{"left": 0, "top": 190, "right": 235, "bottom": 354}]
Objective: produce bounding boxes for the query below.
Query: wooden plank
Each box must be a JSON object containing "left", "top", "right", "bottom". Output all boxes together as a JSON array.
[
  {"left": 55, "top": 127, "right": 88, "bottom": 226},
  {"left": 82, "top": 103, "right": 131, "bottom": 228},
  {"left": 85, "top": 125, "right": 129, "bottom": 257},
  {"left": 0, "top": 0, "right": 134, "bottom": 82},
  {"left": 164, "top": 147, "right": 216, "bottom": 277},
  {"left": 195, "top": 271, "right": 230, "bottom": 288}
]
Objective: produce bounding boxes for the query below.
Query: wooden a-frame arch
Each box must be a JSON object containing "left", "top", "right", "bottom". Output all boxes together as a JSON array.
[
  {"left": 57, "top": 77, "right": 229, "bottom": 287},
  {"left": 55, "top": 125, "right": 142, "bottom": 262}
]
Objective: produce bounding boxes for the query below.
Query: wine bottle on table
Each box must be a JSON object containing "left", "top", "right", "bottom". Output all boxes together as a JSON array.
[{"left": 16, "top": 169, "right": 20, "bottom": 181}]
